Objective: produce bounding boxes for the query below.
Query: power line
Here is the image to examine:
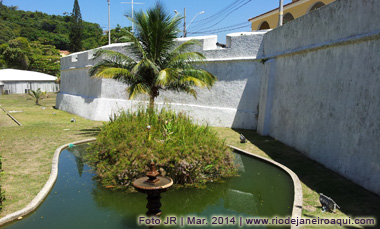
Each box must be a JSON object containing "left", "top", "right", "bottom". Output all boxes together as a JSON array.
[
  {"left": 192, "top": 0, "right": 251, "bottom": 27},
  {"left": 191, "top": 25, "right": 250, "bottom": 34},
  {"left": 188, "top": 21, "right": 251, "bottom": 34},
  {"left": 192, "top": 0, "right": 252, "bottom": 33},
  {"left": 191, "top": 0, "right": 245, "bottom": 25}
]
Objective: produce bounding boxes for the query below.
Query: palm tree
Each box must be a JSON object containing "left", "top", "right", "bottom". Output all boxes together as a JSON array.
[
  {"left": 89, "top": 3, "right": 216, "bottom": 109},
  {"left": 28, "top": 88, "right": 46, "bottom": 105}
]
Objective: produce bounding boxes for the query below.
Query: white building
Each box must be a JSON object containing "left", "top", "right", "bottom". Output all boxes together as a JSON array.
[{"left": 0, "top": 69, "right": 59, "bottom": 94}]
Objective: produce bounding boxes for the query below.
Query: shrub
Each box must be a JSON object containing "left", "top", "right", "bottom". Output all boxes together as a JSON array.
[{"left": 86, "top": 107, "right": 237, "bottom": 190}]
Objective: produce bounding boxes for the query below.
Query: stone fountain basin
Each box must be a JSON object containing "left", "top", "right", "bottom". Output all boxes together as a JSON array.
[{"left": 133, "top": 176, "right": 173, "bottom": 193}]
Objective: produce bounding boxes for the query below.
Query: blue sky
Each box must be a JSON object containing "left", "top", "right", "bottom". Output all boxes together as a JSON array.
[{"left": 2, "top": 0, "right": 292, "bottom": 42}]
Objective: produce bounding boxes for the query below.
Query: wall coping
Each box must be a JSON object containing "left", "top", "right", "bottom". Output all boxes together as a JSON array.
[
  {"left": 258, "top": 28, "right": 380, "bottom": 61},
  {"left": 60, "top": 32, "right": 267, "bottom": 70},
  {"left": 61, "top": 56, "right": 260, "bottom": 71}
]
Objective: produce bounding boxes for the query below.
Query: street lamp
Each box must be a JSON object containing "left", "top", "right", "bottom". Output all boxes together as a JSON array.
[
  {"left": 186, "top": 11, "right": 204, "bottom": 33},
  {"left": 174, "top": 9, "right": 204, "bottom": 37}
]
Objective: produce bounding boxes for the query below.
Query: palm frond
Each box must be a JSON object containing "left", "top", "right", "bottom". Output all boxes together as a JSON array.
[
  {"left": 93, "top": 49, "right": 136, "bottom": 64},
  {"left": 156, "top": 68, "right": 180, "bottom": 86},
  {"left": 179, "top": 76, "right": 208, "bottom": 88},
  {"left": 89, "top": 49, "right": 137, "bottom": 78},
  {"left": 89, "top": 59, "right": 132, "bottom": 77},
  {"left": 182, "top": 68, "right": 217, "bottom": 88},
  {"left": 167, "top": 83, "right": 198, "bottom": 98},
  {"left": 158, "top": 68, "right": 215, "bottom": 92},
  {"left": 90, "top": 67, "right": 136, "bottom": 82},
  {"left": 167, "top": 52, "right": 206, "bottom": 68},
  {"left": 131, "top": 58, "right": 160, "bottom": 77},
  {"left": 133, "top": 3, "right": 181, "bottom": 63},
  {"left": 171, "top": 39, "right": 202, "bottom": 56},
  {"left": 121, "top": 31, "right": 148, "bottom": 59},
  {"left": 127, "top": 82, "right": 150, "bottom": 99}
]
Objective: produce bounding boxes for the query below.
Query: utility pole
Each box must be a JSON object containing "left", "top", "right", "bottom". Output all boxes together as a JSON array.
[
  {"left": 175, "top": 8, "right": 204, "bottom": 37},
  {"left": 278, "top": 0, "right": 284, "bottom": 26},
  {"left": 108, "top": 0, "right": 111, "bottom": 45},
  {"left": 183, "top": 8, "right": 186, "bottom": 37},
  {"left": 121, "top": 1, "right": 144, "bottom": 33}
]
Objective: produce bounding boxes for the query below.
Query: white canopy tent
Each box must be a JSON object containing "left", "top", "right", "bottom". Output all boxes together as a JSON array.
[{"left": 0, "top": 69, "right": 59, "bottom": 94}]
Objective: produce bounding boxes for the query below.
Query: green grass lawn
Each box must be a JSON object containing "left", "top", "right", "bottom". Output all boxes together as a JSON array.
[
  {"left": 0, "top": 93, "right": 379, "bottom": 228},
  {"left": 0, "top": 93, "right": 102, "bottom": 217}
]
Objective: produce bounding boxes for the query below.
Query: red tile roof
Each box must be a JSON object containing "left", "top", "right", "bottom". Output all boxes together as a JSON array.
[{"left": 59, "top": 50, "right": 70, "bottom": 55}]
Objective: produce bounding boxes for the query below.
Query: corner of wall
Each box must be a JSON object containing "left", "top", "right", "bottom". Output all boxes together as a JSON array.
[{"left": 61, "top": 50, "right": 98, "bottom": 70}]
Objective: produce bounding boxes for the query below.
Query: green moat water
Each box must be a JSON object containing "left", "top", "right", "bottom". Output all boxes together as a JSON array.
[{"left": 6, "top": 144, "right": 293, "bottom": 228}]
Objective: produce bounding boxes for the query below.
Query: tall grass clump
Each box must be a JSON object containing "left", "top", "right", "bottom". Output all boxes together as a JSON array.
[{"left": 86, "top": 107, "right": 237, "bottom": 190}]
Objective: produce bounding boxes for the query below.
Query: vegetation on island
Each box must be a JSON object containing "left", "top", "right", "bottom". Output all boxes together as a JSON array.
[
  {"left": 86, "top": 3, "right": 235, "bottom": 190},
  {"left": 86, "top": 108, "right": 237, "bottom": 190}
]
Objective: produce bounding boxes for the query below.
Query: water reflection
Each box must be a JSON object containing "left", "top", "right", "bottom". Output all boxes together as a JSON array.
[{"left": 66, "top": 144, "right": 88, "bottom": 177}]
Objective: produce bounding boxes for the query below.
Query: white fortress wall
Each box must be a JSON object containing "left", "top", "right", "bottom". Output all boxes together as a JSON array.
[
  {"left": 57, "top": 31, "right": 266, "bottom": 128},
  {"left": 257, "top": 0, "right": 380, "bottom": 195}
]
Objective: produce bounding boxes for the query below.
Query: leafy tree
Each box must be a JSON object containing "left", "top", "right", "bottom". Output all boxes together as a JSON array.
[
  {"left": 40, "top": 19, "right": 57, "bottom": 33},
  {"left": 28, "top": 88, "right": 46, "bottom": 105},
  {"left": 89, "top": 3, "right": 216, "bottom": 109},
  {"left": 20, "top": 27, "right": 42, "bottom": 42},
  {"left": 0, "top": 21, "right": 15, "bottom": 44},
  {"left": 69, "top": 0, "right": 83, "bottom": 52},
  {"left": 1, "top": 37, "right": 31, "bottom": 69},
  {"left": 29, "top": 41, "right": 60, "bottom": 76},
  {"left": 49, "top": 34, "right": 70, "bottom": 51},
  {"left": 82, "top": 23, "right": 103, "bottom": 50},
  {"left": 100, "top": 24, "right": 132, "bottom": 46},
  {"left": 0, "top": 37, "right": 60, "bottom": 76}
]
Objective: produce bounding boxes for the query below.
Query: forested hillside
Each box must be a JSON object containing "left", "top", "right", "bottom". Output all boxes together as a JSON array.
[
  {"left": 0, "top": 2, "right": 132, "bottom": 76},
  {"left": 0, "top": 3, "right": 103, "bottom": 50}
]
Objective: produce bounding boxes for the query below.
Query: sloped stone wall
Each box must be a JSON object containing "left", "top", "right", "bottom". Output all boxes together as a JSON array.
[{"left": 257, "top": 0, "right": 380, "bottom": 195}]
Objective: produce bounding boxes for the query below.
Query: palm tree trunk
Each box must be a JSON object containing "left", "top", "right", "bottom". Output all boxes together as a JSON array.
[
  {"left": 149, "top": 95, "right": 155, "bottom": 110},
  {"left": 149, "top": 88, "right": 159, "bottom": 110}
]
